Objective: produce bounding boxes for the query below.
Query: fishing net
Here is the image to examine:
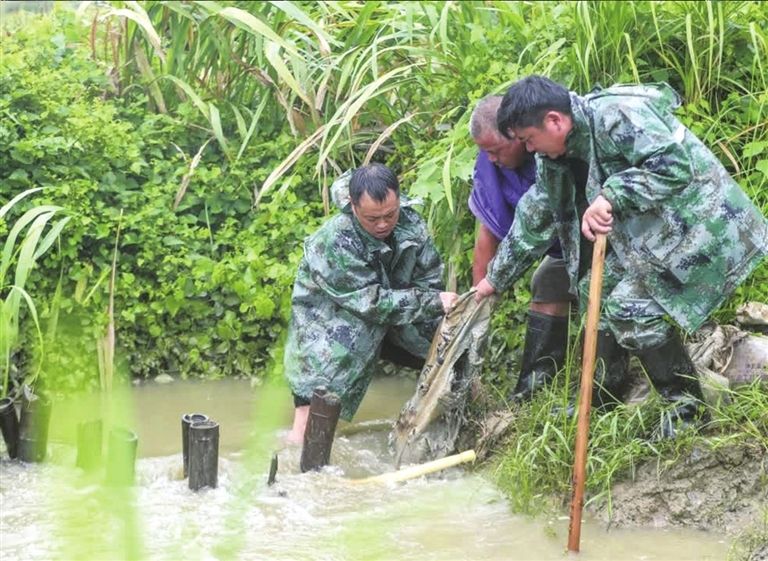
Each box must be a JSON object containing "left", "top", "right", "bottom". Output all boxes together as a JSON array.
[{"left": 391, "top": 290, "right": 496, "bottom": 467}]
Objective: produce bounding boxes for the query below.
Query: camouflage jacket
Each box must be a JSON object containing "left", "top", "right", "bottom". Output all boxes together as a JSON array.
[
  {"left": 285, "top": 188, "right": 445, "bottom": 419},
  {"left": 487, "top": 83, "right": 768, "bottom": 332}
]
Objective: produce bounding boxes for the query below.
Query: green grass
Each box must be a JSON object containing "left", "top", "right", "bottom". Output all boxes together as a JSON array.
[{"left": 488, "top": 372, "right": 768, "bottom": 516}]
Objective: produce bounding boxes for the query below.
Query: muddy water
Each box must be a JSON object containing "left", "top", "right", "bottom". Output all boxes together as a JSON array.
[{"left": 0, "top": 377, "right": 729, "bottom": 561}]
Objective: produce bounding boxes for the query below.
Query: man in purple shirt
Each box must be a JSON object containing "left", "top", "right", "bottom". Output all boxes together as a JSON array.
[{"left": 469, "top": 95, "right": 575, "bottom": 402}]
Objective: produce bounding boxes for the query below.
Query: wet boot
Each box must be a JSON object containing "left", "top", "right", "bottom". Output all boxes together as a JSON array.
[
  {"left": 591, "top": 329, "right": 632, "bottom": 410},
  {"left": 635, "top": 333, "right": 707, "bottom": 439},
  {"left": 555, "top": 329, "right": 630, "bottom": 417},
  {"left": 509, "top": 312, "right": 568, "bottom": 402}
]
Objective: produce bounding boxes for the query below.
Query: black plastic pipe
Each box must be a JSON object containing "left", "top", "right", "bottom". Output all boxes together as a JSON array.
[
  {"left": 181, "top": 413, "right": 209, "bottom": 478},
  {"left": 0, "top": 397, "right": 19, "bottom": 460},
  {"left": 76, "top": 419, "right": 103, "bottom": 471},
  {"left": 18, "top": 386, "right": 51, "bottom": 463},
  {"left": 300, "top": 387, "right": 341, "bottom": 473},
  {"left": 105, "top": 427, "right": 138, "bottom": 486},
  {"left": 188, "top": 419, "right": 219, "bottom": 491}
]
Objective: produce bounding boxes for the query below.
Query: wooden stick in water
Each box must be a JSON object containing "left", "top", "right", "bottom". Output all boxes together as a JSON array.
[{"left": 567, "top": 233, "right": 607, "bottom": 553}]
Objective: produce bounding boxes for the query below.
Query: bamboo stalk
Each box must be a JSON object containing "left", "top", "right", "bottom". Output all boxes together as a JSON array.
[
  {"left": 567, "top": 233, "right": 607, "bottom": 553},
  {"left": 353, "top": 450, "right": 476, "bottom": 485}
]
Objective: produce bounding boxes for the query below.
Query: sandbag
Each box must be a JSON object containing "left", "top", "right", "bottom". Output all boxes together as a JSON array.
[{"left": 686, "top": 312, "right": 768, "bottom": 406}]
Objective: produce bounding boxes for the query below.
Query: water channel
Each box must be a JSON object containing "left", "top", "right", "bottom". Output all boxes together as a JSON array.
[{"left": 0, "top": 377, "right": 729, "bottom": 560}]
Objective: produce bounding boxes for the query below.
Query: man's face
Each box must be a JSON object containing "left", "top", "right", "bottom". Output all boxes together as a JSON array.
[
  {"left": 352, "top": 189, "right": 400, "bottom": 240},
  {"left": 475, "top": 130, "right": 527, "bottom": 169},
  {"left": 512, "top": 111, "right": 571, "bottom": 159}
]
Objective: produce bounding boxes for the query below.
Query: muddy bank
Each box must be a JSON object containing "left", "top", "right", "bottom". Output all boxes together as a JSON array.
[
  {"left": 462, "top": 399, "right": 767, "bottom": 558},
  {"left": 589, "top": 442, "right": 768, "bottom": 558}
]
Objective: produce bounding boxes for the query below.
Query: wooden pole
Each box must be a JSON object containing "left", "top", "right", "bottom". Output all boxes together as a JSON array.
[
  {"left": 568, "top": 233, "right": 607, "bottom": 553},
  {"left": 17, "top": 386, "right": 52, "bottom": 463},
  {"left": 300, "top": 387, "right": 341, "bottom": 472},
  {"left": 105, "top": 427, "right": 138, "bottom": 486},
  {"left": 181, "top": 413, "right": 209, "bottom": 478},
  {"left": 0, "top": 397, "right": 19, "bottom": 460},
  {"left": 188, "top": 420, "right": 220, "bottom": 491}
]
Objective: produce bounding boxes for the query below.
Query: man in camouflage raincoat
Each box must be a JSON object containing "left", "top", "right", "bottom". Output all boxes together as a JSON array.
[
  {"left": 285, "top": 163, "right": 458, "bottom": 443},
  {"left": 476, "top": 75, "right": 768, "bottom": 437}
]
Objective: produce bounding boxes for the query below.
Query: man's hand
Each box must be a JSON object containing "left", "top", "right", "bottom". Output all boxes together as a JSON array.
[
  {"left": 582, "top": 194, "right": 613, "bottom": 241},
  {"left": 474, "top": 278, "right": 496, "bottom": 302},
  {"left": 439, "top": 291, "right": 459, "bottom": 313}
]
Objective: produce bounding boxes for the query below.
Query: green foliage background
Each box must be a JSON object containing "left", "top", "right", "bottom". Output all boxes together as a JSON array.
[
  {"left": 1, "top": 1, "right": 766, "bottom": 395},
  {"left": 1, "top": 11, "right": 324, "bottom": 389}
]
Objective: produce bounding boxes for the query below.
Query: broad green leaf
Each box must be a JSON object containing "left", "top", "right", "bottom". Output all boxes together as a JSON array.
[
  {"left": 14, "top": 211, "right": 54, "bottom": 288},
  {"left": 217, "top": 7, "right": 299, "bottom": 58},
  {"left": 442, "top": 142, "right": 454, "bottom": 213},
  {"left": 744, "top": 141, "right": 768, "bottom": 159},
  {"left": 317, "top": 64, "right": 414, "bottom": 167},
  {"left": 107, "top": 7, "right": 166, "bottom": 63},
  {"left": 264, "top": 41, "right": 313, "bottom": 109},
  {"left": 258, "top": 125, "right": 327, "bottom": 204},
  {"left": 208, "top": 102, "right": 229, "bottom": 155},
  {"left": 1, "top": 206, "right": 61, "bottom": 285},
  {"left": 0, "top": 187, "right": 44, "bottom": 219},
  {"left": 134, "top": 46, "right": 167, "bottom": 114},
  {"left": 236, "top": 96, "right": 269, "bottom": 162},
  {"left": 231, "top": 104, "right": 247, "bottom": 141},
  {"left": 161, "top": 75, "right": 209, "bottom": 119},
  {"left": 267, "top": 1, "right": 338, "bottom": 51},
  {"left": 33, "top": 216, "right": 71, "bottom": 260}
]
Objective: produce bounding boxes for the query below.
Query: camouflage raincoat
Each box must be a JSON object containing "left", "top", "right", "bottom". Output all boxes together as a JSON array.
[
  {"left": 285, "top": 178, "right": 445, "bottom": 420},
  {"left": 487, "top": 83, "right": 768, "bottom": 345}
]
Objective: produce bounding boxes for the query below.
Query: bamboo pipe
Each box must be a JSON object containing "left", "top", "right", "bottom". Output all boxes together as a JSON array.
[
  {"left": 567, "top": 233, "right": 607, "bottom": 553},
  {"left": 353, "top": 450, "right": 476, "bottom": 485}
]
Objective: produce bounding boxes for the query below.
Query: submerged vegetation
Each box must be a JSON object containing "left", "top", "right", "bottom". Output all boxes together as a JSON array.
[{"left": 0, "top": 3, "right": 766, "bottom": 554}]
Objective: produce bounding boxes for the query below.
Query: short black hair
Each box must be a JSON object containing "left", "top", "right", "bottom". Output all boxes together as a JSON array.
[
  {"left": 349, "top": 163, "right": 399, "bottom": 205},
  {"left": 497, "top": 75, "right": 572, "bottom": 138}
]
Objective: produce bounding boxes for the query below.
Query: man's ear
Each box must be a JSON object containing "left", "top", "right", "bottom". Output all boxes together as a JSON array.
[
  {"left": 544, "top": 111, "right": 563, "bottom": 129},
  {"left": 544, "top": 111, "right": 571, "bottom": 133}
]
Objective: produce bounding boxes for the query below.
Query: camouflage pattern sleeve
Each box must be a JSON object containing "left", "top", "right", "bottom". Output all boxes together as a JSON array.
[
  {"left": 485, "top": 183, "right": 557, "bottom": 293},
  {"left": 597, "top": 103, "right": 693, "bottom": 215},
  {"left": 409, "top": 227, "right": 444, "bottom": 292},
  {"left": 305, "top": 233, "right": 444, "bottom": 326}
]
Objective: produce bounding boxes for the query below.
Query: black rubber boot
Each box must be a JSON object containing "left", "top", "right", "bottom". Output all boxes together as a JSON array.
[
  {"left": 635, "top": 333, "right": 707, "bottom": 439},
  {"left": 591, "top": 329, "right": 632, "bottom": 410},
  {"left": 509, "top": 312, "right": 569, "bottom": 402}
]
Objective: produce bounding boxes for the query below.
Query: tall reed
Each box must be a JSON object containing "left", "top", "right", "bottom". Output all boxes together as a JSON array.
[{"left": 0, "top": 188, "right": 70, "bottom": 396}]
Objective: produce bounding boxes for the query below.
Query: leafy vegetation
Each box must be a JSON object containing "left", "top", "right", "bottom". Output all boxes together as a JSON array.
[
  {"left": 0, "top": 9, "right": 324, "bottom": 390},
  {"left": 0, "top": 188, "right": 69, "bottom": 396},
  {"left": 0, "top": 10, "right": 763, "bottom": 561}
]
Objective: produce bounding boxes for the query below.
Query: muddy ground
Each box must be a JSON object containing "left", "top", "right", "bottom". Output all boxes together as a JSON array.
[
  {"left": 466, "top": 402, "right": 767, "bottom": 559},
  {"left": 588, "top": 443, "right": 767, "bottom": 559}
]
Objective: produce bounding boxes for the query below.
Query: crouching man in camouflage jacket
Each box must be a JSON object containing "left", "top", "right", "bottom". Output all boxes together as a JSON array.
[
  {"left": 475, "top": 75, "right": 768, "bottom": 438},
  {"left": 285, "top": 163, "right": 458, "bottom": 443}
]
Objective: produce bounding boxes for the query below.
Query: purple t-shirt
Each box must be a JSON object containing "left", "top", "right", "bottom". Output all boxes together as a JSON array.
[{"left": 468, "top": 150, "right": 561, "bottom": 258}]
